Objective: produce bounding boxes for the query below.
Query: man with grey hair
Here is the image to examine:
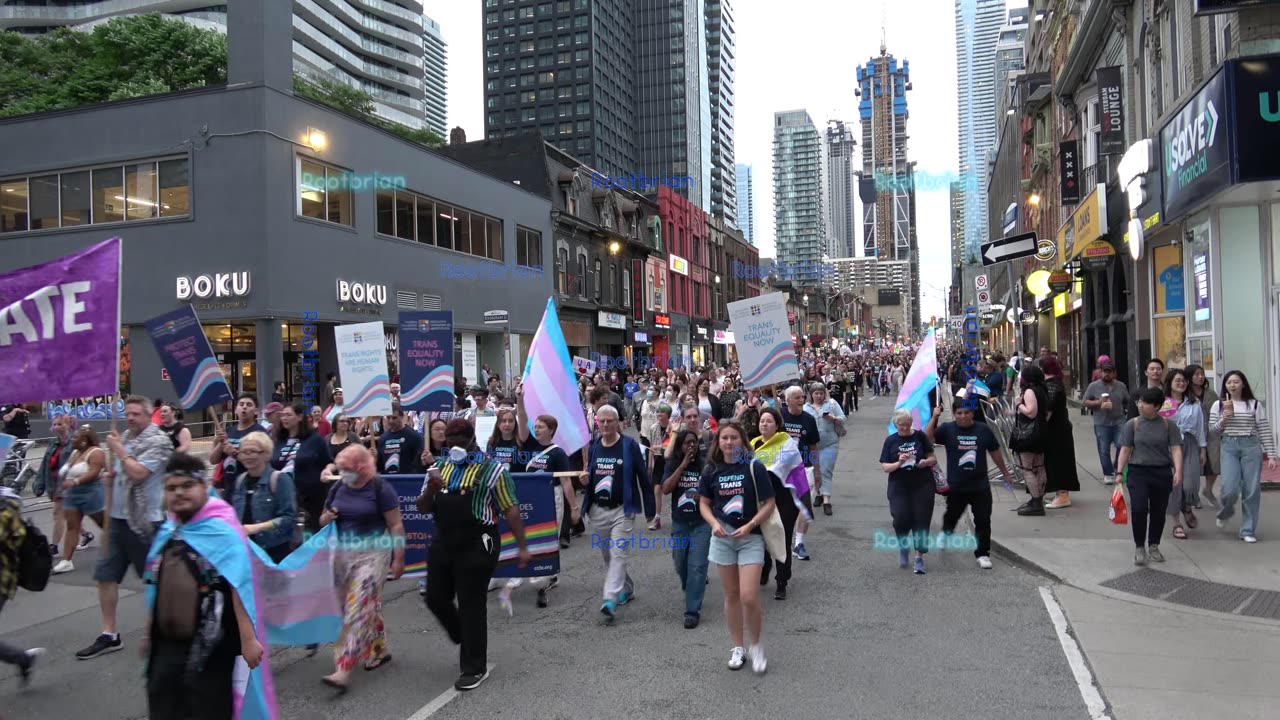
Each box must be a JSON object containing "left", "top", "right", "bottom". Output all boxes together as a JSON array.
[
  {"left": 580, "top": 404, "right": 654, "bottom": 625},
  {"left": 779, "top": 385, "right": 820, "bottom": 561}
]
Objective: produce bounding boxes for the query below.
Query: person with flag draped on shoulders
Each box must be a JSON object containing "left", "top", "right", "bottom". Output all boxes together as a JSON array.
[{"left": 142, "top": 452, "right": 269, "bottom": 720}]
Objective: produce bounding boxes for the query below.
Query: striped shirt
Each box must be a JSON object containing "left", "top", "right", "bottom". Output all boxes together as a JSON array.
[
  {"left": 426, "top": 457, "right": 518, "bottom": 526},
  {"left": 1209, "top": 400, "right": 1277, "bottom": 457}
]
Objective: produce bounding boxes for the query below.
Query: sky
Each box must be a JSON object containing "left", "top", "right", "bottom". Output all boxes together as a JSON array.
[{"left": 421, "top": 0, "right": 1006, "bottom": 326}]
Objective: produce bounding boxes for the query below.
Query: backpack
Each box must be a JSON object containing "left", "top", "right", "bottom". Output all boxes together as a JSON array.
[{"left": 17, "top": 518, "right": 53, "bottom": 592}]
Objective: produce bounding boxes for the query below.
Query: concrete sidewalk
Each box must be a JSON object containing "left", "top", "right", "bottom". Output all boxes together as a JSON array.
[
  {"left": 990, "top": 409, "right": 1280, "bottom": 598},
  {"left": 988, "top": 409, "right": 1280, "bottom": 720}
]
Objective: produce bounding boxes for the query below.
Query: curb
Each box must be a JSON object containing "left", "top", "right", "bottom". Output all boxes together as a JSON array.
[{"left": 989, "top": 537, "right": 1064, "bottom": 584}]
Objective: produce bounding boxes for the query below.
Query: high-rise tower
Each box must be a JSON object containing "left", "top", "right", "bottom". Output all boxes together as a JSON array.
[
  {"left": 824, "top": 120, "right": 858, "bottom": 259},
  {"left": 735, "top": 163, "right": 755, "bottom": 245},
  {"left": 773, "top": 110, "right": 824, "bottom": 286},
  {"left": 954, "top": 0, "right": 1005, "bottom": 261},
  {"left": 705, "top": 0, "right": 737, "bottom": 224},
  {"left": 423, "top": 15, "right": 448, "bottom": 139},
  {"left": 855, "top": 47, "right": 912, "bottom": 261}
]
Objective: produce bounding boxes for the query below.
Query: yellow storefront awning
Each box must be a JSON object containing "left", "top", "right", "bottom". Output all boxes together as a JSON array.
[{"left": 1057, "top": 184, "right": 1109, "bottom": 267}]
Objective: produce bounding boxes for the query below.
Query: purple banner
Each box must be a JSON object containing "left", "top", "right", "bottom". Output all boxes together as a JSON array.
[{"left": 0, "top": 238, "right": 121, "bottom": 403}]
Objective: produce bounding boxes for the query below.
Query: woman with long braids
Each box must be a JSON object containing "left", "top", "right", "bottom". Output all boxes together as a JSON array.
[
  {"left": 1209, "top": 371, "right": 1278, "bottom": 543},
  {"left": 1163, "top": 369, "right": 1206, "bottom": 540}
]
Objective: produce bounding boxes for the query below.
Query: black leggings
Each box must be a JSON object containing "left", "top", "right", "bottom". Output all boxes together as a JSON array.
[
  {"left": 762, "top": 478, "right": 799, "bottom": 585},
  {"left": 1127, "top": 465, "right": 1173, "bottom": 547}
]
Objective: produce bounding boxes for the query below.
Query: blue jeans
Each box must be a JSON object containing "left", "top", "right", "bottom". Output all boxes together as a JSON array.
[
  {"left": 1217, "top": 436, "right": 1264, "bottom": 537},
  {"left": 817, "top": 445, "right": 839, "bottom": 499},
  {"left": 1093, "top": 424, "right": 1121, "bottom": 477},
  {"left": 671, "top": 517, "right": 711, "bottom": 618}
]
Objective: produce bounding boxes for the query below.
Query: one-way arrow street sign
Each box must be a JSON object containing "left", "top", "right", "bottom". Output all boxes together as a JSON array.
[{"left": 981, "top": 231, "right": 1039, "bottom": 266}]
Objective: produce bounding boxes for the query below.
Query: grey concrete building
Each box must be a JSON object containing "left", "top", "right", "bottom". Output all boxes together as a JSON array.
[
  {"left": 772, "top": 109, "right": 825, "bottom": 287},
  {"left": 0, "top": 0, "right": 433, "bottom": 131},
  {"left": 824, "top": 120, "right": 858, "bottom": 259},
  {"left": 435, "top": 131, "right": 664, "bottom": 364},
  {"left": 0, "top": 0, "right": 552, "bottom": 409}
]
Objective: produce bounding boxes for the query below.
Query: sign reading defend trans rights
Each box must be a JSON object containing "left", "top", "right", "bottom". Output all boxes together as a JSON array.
[{"left": 727, "top": 292, "right": 799, "bottom": 390}]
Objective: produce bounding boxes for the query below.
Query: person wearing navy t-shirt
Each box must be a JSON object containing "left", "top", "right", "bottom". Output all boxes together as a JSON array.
[
  {"left": 698, "top": 421, "right": 775, "bottom": 675},
  {"left": 376, "top": 404, "right": 425, "bottom": 476},
  {"left": 210, "top": 394, "right": 266, "bottom": 503},
  {"left": 485, "top": 409, "right": 521, "bottom": 470},
  {"left": 581, "top": 405, "right": 653, "bottom": 625},
  {"left": 879, "top": 409, "right": 938, "bottom": 575},
  {"left": 272, "top": 402, "right": 333, "bottom": 535},
  {"left": 662, "top": 428, "right": 710, "bottom": 629},
  {"left": 925, "top": 399, "right": 1010, "bottom": 570}
]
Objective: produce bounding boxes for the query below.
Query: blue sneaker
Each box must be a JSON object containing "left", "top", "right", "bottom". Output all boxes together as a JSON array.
[
  {"left": 617, "top": 590, "right": 635, "bottom": 606},
  {"left": 913, "top": 557, "right": 926, "bottom": 575},
  {"left": 793, "top": 543, "right": 810, "bottom": 561},
  {"left": 899, "top": 548, "right": 910, "bottom": 569},
  {"left": 600, "top": 600, "right": 617, "bottom": 624}
]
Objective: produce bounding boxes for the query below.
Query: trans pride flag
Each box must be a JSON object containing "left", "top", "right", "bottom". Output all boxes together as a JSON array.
[
  {"left": 886, "top": 329, "right": 940, "bottom": 435},
  {"left": 522, "top": 298, "right": 591, "bottom": 455},
  {"left": 145, "top": 499, "right": 342, "bottom": 720}
]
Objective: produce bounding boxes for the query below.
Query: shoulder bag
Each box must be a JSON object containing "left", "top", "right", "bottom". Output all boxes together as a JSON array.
[
  {"left": 747, "top": 461, "right": 788, "bottom": 560},
  {"left": 1009, "top": 389, "right": 1046, "bottom": 453}
]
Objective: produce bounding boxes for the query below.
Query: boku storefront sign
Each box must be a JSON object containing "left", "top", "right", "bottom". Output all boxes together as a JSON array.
[
  {"left": 1057, "top": 184, "right": 1108, "bottom": 265},
  {"left": 1161, "top": 55, "right": 1280, "bottom": 220}
]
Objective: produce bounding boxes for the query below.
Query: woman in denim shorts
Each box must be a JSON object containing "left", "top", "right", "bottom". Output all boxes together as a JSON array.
[
  {"left": 52, "top": 425, "right": 108, "bottom": 575},
  {"left": 698, "top": 421, "right": 775, "bottom": 676}
]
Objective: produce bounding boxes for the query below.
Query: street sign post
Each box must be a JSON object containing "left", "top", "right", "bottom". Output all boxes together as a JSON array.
[
  {"left": 981, "top": 231, "right": 1039, "bottom": 266},
  {"left": 484, "top": 310, "right": 509, "bottom": 325},
  {"left": 975, "top": 274, "right": 989, "bottom": 290}
]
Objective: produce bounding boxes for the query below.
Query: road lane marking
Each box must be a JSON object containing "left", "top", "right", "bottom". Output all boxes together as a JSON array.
[
  {"left": 1038, "top": 586, "right": 1112, "bottom": 720},
  {"left": 405, "top": 663, "right": 496, "bottom": 719}
]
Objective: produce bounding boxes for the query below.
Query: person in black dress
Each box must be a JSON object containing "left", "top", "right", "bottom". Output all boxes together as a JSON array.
[{"left": 1040, "top": 356, "right": 1080, "bottom": 509}]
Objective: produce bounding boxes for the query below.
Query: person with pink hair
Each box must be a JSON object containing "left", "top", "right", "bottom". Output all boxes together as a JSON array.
[
  {"left": 318, "top": 444, "right": 405, "bottom": 694},
  {"left": 1091, "top": 355, "right": 1112, "bottom": 384}
]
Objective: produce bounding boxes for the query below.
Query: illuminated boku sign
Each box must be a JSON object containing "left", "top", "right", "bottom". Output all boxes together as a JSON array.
[{"left": 176, "top": 272, "right": 250, "bottom": 300}]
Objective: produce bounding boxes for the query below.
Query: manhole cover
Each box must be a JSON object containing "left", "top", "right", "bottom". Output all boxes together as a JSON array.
[{"left": 1101, "top": 569, "right": 1280, "bottom": 620}]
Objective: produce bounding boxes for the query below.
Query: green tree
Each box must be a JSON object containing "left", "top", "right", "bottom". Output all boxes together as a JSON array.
[
  {"left": 0, "top": 14, "right": 226, "bottom": 117},
  {"left": 0, "top": 14, "right": 443, "bottom": 149}
]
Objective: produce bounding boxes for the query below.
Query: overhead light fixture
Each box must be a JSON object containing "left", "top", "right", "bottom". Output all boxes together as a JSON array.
[
  {"left": 609, "top": 240, "right": 621, "bottom": 254},
  {"left": 1007, "top": 108, "right": 1015, "bottom": 115},
  {"left": 1035, "top": 12, "right": 1045, "bottom": 21},
  {"left": 1028, "top": 193, "right": 1041, "bottom": 206},
  {"left": 306, "top": 127, "right": 327, "bottom": 151}
]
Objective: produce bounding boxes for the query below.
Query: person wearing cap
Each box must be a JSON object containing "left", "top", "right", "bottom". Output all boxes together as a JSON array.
[
  {"left": 417, "top": 419, "right": 530, "bottom": 691},
  {"left": 1083, "top": 360, "right": 1130, "bottom": 485},
  {"left": 925, "top": 390, "right": 1012, "bottom": 570},
  {"left": 324, "top": 389, "right": 345, "bottom": 425},
  {"left": 262, "top": 401, "right": 284, "bottom": 433}
]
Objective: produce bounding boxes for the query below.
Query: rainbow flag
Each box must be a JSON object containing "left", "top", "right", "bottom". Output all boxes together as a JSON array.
[
  {"left": 522, "top": 298, "right": 591, "bottom": 455},
  {"left": 886, "top": 329, "right": 939, "bottom": 435}
]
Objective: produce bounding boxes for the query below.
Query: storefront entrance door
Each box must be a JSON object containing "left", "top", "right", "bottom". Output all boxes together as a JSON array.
[{"left": 236, "top": 359, "right": 257, "bottom": 397}]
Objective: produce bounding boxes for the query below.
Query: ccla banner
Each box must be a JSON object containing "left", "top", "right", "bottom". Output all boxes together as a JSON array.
[{"left": 0, "top": 238, "right": 122, "bottom": 403}]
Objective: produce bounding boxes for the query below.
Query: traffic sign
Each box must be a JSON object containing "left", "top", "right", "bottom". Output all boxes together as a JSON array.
[
  {"left": 975, "top": 274, "right": 989, "bottom": 291},
  {"left": 484, "top": 310, "right": 509, "bottom": 324},
  {"left": 981, "top": 231, "right": 1039, "bottom": 266},
  {"left": 976, "top": 290, "right": 991, "bottom": 311}
]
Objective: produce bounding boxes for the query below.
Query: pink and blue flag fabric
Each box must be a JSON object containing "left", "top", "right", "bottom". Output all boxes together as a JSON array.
[
  {"left": 145, "top": 498, "right": 342, "bottom": 720},
  {"left": 522, "top": 298, "right": 591, "bottom": 455},
  {"left": 886, "top": 329, "right": 940, "bottom": 435},
  {"left": 0, "top": 238, "right": 121, "bottom": 403}
]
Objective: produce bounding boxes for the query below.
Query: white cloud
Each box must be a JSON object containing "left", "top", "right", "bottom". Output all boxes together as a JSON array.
[{"left": 423, "top": 0, "right": 971, "bottom": 324}]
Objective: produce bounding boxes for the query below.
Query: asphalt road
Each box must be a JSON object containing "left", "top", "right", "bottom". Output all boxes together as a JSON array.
[{"left": 2, "top": 394, "right": 1090, "bottom": 720}]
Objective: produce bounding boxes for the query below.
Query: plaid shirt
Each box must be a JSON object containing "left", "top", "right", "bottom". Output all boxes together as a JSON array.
[{"left": 0, "top": 490, "right": 25, "bottom": 600}]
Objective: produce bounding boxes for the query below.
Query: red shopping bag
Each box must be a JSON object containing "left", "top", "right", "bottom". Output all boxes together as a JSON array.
[{"left": 1109, "top": 485, "right": 1128, "bottom": 525}]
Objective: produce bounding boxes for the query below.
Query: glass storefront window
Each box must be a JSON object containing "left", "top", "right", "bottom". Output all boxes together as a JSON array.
[
  {"left": 203, "top": 324, "right": 257, "bottom": 353},
  {"left": 28, "top": 174, "right": 59, "bottom": 230},
  {"left": 60, "top": 171, "right": 91, "bottom": 226},
  {"left": 1219, "top": 206, "right": 1266, "bottom": 401},
  {"left": 1154, "top": 316, "right": 1187, "bottom": 369},
  {"left": 125, "top": 163, "right": 158, "bottom": 220},
  {"left": 0, "top": 178, "right": 28, "bottom": 232},
  {"left": 1152, "top": 244, "right": 1186, "bottom": 368}
]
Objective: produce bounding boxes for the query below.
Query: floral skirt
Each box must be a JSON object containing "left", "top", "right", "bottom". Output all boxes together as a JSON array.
[{"left": 333, "top": 548, "right": 391, "bottom": 672}]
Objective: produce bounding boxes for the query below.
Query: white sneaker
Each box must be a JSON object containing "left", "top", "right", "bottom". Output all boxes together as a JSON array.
[
  {"left": 1243, "top": 535, "right": 1258, "bottom": 544},
  {"left": 977, "top": 556, "right": 993, "bottom": 569},
  {"left": 1045, "top": 497, "right": 1072, "bottom": 509},
  {"left": 749, "top": 643, "right": 767, "bottom": 675},
  {"left": 1103, "top": 476, "right": 1115, "bottom": 485},
  {"left": 727, "top": 646, "right": 746, "bottom": 670},
  {"left": 52, "top": 559, "right": 74, "bottom": 574},
  {"left": 1216, "top": 518, "right": 1226, "bottom": 528}
]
